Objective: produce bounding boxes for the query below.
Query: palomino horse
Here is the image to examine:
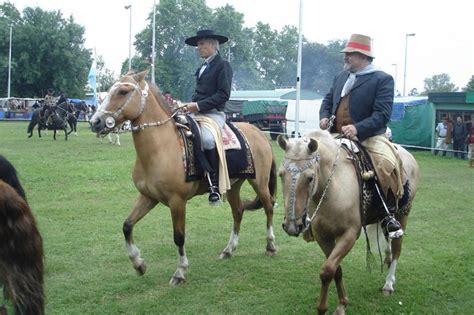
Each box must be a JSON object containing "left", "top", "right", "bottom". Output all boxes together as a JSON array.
[
  {"left": 0, "top": 155, "right": 44, "bottom": 315},
  {"left": 89, "top": 71, "right": 277, "bottom": 285},
  {"left": 277, "top": 131, "right": 419, "bottom": 314}
]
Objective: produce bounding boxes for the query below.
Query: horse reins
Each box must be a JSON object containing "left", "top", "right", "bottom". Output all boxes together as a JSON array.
[{"left": 303, "top": 143, "right": 342, "bottom": 232}]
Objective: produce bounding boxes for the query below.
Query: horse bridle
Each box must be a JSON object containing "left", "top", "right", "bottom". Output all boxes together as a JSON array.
[
  {"left": 98, "top": 80, "right": 149, "bottom": 130},
  {"left": 282, "top": 154, "right": 320, "bottom": 226},
  {"left": 282, "top": 142, "right": 342, "bottom": 233},
  {"left": 97, "top": 79, "right": 179, "bottom": 133}
]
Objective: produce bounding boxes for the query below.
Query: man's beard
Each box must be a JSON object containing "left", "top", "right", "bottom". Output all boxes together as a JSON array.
[{"left": 343, "top": 63, "right": 352, "bottom": 71}]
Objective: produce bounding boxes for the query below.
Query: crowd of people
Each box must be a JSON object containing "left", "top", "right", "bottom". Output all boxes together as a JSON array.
[{"left": 434, "top": 115, "right": 472, "bottom": 160}]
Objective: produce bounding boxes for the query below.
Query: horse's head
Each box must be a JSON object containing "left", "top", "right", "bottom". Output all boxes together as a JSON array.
[
  {"left": 90, "top": 70, "right": 149, "bottom": 134},
  {"left": 277, "top": 135, "right": 320, "bottom": 237}
]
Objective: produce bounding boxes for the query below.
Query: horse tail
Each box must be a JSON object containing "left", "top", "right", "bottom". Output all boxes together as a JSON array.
[
  {"left": 243, "top": 157, "right": 277, "bottom": 211},
  {"left": 0, "top": 181, "right": 44, "bottom": 315}
]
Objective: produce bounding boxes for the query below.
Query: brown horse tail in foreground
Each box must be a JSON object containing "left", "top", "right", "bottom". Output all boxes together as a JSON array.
[
  {"left": 89, "top": 70, "right": 277, "bottom": 286},
  {"left": 277, "top": 131, "right": 419, "bottom": 314},
  {"left": 0, "top": 155, "right": 44, "bottom": 315}
]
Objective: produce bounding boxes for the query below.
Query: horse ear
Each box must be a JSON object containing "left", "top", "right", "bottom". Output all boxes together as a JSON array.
[
  {"left": 308, "top": 138, "right": 318, "bottom": 153},
  {"left": 277, "top": 134, "right": 288, "bottom": 151},
  {"left": 132, "top": 70, "right": 149, "bottom": 83}
]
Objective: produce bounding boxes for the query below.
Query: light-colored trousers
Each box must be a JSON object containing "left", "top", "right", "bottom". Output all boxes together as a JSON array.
[{"left": 194, "top": 109, "right": 226, "bottom": 150}]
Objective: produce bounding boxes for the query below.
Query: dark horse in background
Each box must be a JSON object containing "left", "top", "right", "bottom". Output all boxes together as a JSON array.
[
  {"left": 0, "top": 155, "right": 44, "bottom": 315},
  {"left": 27, "top": 102, "right": 75, "bottom": 140}
]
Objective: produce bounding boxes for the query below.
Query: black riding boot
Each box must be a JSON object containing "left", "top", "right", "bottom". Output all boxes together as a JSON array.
[
  {"left": 205, "top": 148, "right": 221, "bottom": 205},
  {"left": 379, "top": 190, "right": 403, "bottom": 239}
]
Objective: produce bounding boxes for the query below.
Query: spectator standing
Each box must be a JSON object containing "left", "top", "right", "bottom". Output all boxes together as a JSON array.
[
  {"left": 434, "top": 117, "right": 452, "bottom": 156},
  {"left": 452, "top": 116, "right": 468, "bottom": 159},
  {"left": 466, "top": 125, "right": 474, "bottom": 166}
]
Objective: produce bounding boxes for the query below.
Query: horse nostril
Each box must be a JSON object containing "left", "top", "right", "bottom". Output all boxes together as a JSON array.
[{"left": 281, "top": 222, "right": 287, "bottom": 231}]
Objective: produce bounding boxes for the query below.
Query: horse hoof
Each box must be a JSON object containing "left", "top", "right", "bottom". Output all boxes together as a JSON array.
[
  {"left": 134, "top": 262, "right": 147, "bottom": 276},
  {"left": 265, "top": 249, "right": 276, "bottom": 257},
  {"left": 334, "top": 304, "right": 346, "bottom": 315},
  {"left": 219, "top": 252, "right": 232, "bottom": 259},
  {"left": 169, "top": 276, "right": 185, "bottom": 286},
  {"left": 381, "top": 286, "right": 394, "bottom": 296},
  {"left": 382, "top": 289, "right": 394, "bottom": 297}
]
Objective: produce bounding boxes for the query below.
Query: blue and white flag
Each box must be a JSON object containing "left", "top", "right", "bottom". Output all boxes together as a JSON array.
[{"left": 88, "top": 59, "right": 97, "bottom": 105}]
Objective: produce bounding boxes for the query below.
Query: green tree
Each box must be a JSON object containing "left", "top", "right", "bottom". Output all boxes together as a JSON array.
[
  {"left": 95, "top": 55, "right": 116, "bottom": 92},
  {"left": 272, "top": 26, "right": 298, "bottom": 88},
  {"left": 421, "top": 73, "right": 458, "bottom": 95},
  {"left": 134, "top": 0, "right": 212, "bottom": 101},
  {"left": 462, "top": 75, "right": 474, "bottom": 92},
  {"left": 0, "top": 3, "right": 91, "bottom": 98},
  {"left": 210, "top": 4, "right": 266, "bottom": 90},
  {"left": 252, "top": 22, "right": 279, "bottom": 87},
  {"left": 301, "top": 40, "right": 345, "bottom": 94}
]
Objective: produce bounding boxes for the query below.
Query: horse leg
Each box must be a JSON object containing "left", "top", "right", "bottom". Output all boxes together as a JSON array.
[
  {"left": 248, "top": 178, "right": 277, "bottom": 256},
  {"left": 316, "top": 229, "right": 358, "bottom": 315},
  {"left": 116, "top": 134, "right": 121, "bottom": 146},
  {"left": 382, "top": 213, "right": 408, "bottom": 295},
  {"left": 220, "top": 180, "right": 244, "bottom": 259},
  {"left": 168, "top": 198, "right": 188, "bottom": 286},
  {"left": 123, "top": 194, "right": 158, "bottom": 275}
]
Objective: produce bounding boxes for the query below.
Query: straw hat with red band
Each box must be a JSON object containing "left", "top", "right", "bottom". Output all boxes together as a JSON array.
[{"left": 340, "top": 34, "right": 374, "bottom": 58}]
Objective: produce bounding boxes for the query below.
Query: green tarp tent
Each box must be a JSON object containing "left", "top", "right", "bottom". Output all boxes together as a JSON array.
[
  {"left": 241, "top": 100, "right": 288, "bottom": 116},
  {"left": 388, "top": 97, "right": 433, "bottom": 147}
]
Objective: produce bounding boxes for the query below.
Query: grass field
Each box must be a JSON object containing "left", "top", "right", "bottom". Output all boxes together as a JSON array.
[{"left": 1, "top": 121, "right": 473, "bottom": 314}]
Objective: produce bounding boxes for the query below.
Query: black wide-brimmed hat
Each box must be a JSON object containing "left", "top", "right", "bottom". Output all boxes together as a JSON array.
[{"left": 185, "top": 29, "right": 228, "bottom": 47}]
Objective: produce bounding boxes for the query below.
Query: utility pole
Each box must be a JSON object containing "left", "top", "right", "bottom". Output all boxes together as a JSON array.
[
  {"left": 7, "top": 24, "right": 12, "bottom": 98},
  {"left": 151, "top": 0, "right": 156, "bottom": 84}
]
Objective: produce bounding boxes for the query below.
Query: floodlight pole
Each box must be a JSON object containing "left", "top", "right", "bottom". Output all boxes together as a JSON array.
[
  {"left": 403, "top": 33, "right": 415, "bottom": 96},
  {"left": 7, "top": 24, "right": 12, "bottom": 98},
  {"left": 151, "top": 0, "right": 156, "bottom": 84},
  {"left": 295, "top": 0, "right": 303, "bottom": 137},
  {"left": 125, "top": 5, "right": 132, "bottom": 71}
]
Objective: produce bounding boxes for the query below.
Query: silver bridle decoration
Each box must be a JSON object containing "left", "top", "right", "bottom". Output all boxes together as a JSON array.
[
  {"left": 99, "top": 81, "right": 149, "bottom": 125},
  {"left": 98, "top": 80, "right": 178, "bottom": 132},
  {"left": 282, "top": 154, "right": 320, "bottom": 223}
]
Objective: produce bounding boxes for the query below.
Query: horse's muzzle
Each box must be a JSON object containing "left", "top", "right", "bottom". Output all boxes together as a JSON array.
[
  {"left": 282, "top": 220, "right": 302, "bottom": 237},
  {"left": 90, "top": 114, "right": 105, "bottom": 133}
]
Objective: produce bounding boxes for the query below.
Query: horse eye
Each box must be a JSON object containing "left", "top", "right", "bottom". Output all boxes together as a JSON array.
[
  {"left": 308, "top": 176, "right": 314, "bottom": 183},
  {"left": 118, "top": 89, "right": 128, "bottom": 96}
]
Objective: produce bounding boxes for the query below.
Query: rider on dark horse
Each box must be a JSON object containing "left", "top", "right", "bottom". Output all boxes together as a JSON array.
[
  {"left": 182, "top": 29, "right": 233, "bottom": 205},
  {"left": 42, "top": 88, "right": 56, "bottom": 127}
]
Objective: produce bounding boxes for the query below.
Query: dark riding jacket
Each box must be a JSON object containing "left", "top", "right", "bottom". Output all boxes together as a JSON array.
[
  {"left": 320, "top": 70, "right": 394, "bottom": 142},
  {"left": 192, "top": 53, "right": 233, "bottom": 113}
]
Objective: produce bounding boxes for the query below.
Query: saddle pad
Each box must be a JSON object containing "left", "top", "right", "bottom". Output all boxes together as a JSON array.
[
  {"left": 222, "top": 123, "right": 241, "bottom": 150},
  {"left": 179, "top": 118, "right": 255, "bottom": 183}
]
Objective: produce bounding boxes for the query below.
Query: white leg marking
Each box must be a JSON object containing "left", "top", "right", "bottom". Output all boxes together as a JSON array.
[
  {"left": 266, "top": 225, "right": 275, "bottom": 242},
  {"left": 383, "top": 259, "right": 398, "bottom": 293},
  {"left": 170, "top": 251, "right": 188, "bottom": 284},
  {"left": 127, "top": 244, "right": 144, "bottom": 267},
  {"left": 220, "top": 231, "right": 239, "bottom": 258}
]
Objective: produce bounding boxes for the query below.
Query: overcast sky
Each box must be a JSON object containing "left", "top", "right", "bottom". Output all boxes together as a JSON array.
[{"left": 11, "top": 0, "right": 474, "bottom": 93}]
